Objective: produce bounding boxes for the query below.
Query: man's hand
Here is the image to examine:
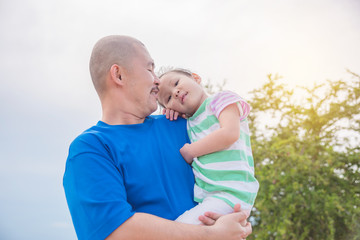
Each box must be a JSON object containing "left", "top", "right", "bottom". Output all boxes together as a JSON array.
[
  {"left": 199, "top": 204, "right": 252, "bottom": 239},
  {"left": 199, "top": 204, "right": 243, "bottom": 226},
  {"left": 210, "top": 211, "right": 252, "bottom": 240},
  {"left": 180, "top": 143, "right": 195, "bottom": 164}
]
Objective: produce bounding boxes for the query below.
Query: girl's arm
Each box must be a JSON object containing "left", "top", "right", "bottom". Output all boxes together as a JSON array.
[{"left": 180, "top": 103, "right": 241, "bottom": 164}]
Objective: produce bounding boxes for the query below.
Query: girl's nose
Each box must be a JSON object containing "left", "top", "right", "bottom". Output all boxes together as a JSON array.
[{"left": 174, "top": 90, "right": 180, "bottom": 98}]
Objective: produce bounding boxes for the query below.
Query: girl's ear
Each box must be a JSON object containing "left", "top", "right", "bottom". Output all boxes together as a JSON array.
[
  {"left": 110, "top": 64, "right": 124, "bottom": 86},
  {"left": 192, "top": 73, "right": 202, "bottom": 84}
]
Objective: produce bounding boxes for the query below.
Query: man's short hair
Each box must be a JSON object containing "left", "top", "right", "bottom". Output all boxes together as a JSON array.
[{"left": 89, "top": 35, "right": 143, "bottom": 96}]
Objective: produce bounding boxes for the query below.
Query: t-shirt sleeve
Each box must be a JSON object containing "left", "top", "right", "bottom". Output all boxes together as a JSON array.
[
  {"left": 209, "top": 91, "right": 250, "bottom": 121},
  {"left": 63, "top": 134, "right": 134, "bottom": 240}
]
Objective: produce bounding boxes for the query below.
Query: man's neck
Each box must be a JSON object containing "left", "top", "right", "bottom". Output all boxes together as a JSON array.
[{"left": 101, "top": 108, "right": 146, "bottom": 125}]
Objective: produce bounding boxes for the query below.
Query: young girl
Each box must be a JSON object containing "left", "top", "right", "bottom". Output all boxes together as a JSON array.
[{"left": 157, "top": 68, "right": 259, "bottom": 224}]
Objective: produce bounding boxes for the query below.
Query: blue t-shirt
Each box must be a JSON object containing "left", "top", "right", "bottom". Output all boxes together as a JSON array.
[{"left": 63, "top": 115, "right": 196, "bottom": 240}]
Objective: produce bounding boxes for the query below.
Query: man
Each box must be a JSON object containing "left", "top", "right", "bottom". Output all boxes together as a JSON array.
[{"left": 63, "top": 35, "right": 252, "bottom": 240}]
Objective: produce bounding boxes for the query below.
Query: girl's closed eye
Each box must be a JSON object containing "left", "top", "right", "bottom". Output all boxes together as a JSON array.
[{"left": 168, "top": 95, "right": 172, "bottom": 103}]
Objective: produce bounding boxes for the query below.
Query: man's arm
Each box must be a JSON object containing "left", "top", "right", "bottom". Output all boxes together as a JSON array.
[
  {"left": 106, "top": 211, "right": 251, "bottom": 240},
  {"left": 180, "top": 103, "right": 240, "bottom": 163}
]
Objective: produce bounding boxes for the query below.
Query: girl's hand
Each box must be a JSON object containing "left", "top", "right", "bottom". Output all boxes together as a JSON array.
[
  {"left": 162, "top": 108, "right": 187, "bottom": 121},
  {"left": 180, "top": 143, "right": 195, "bottom": 164}
]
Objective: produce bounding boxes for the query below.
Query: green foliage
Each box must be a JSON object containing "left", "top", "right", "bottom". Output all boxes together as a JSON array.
[{"left": 247, "top": 71, "right": 360, "bottom": 240}]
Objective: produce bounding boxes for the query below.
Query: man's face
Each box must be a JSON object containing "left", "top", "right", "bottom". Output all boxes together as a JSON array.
[{"left": 123, "top": 44, "right": 159, "bottom": 118}]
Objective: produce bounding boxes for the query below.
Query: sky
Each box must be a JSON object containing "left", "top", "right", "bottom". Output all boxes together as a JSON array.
[{"left": 0, "top": 0, "right": 359, "bottom": 239}]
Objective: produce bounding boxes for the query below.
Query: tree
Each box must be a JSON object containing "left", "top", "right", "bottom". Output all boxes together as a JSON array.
[{"left": 247, "top": 71, "right": 360, "bottom": 239}]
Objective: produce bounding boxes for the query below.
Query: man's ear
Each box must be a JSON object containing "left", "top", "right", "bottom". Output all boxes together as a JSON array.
[
  {"left": 110, "top": 64, "right": 124, "bottom": 86},
  {"left": 192, "top": 73, "right": 202, "bottom": 84}
]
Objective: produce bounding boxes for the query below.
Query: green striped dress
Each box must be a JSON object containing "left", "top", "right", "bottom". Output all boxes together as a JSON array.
[{"left": 187, "top": 91, "right": 259, "bottom": 210}]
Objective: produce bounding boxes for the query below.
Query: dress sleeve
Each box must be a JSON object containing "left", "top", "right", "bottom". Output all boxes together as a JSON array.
[
  {"left": 63, "top": 134, "right": 134, "bottom": 240},
  {"left": 209, "top": 91, "right": 250, "bottom": 121}
]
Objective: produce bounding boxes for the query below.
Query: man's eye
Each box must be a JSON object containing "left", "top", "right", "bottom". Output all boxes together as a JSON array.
[{"left": 168, "top": 95, "right": 172, "bottom": 103}]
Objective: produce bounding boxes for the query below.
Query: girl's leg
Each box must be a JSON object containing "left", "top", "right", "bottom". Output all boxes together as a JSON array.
[{"left": 175, "top": 197, "right": 234, "bottom": 224}]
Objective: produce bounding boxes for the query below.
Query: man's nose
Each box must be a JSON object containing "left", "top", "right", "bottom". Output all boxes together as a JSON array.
[{"left": 153, "top": 75, "right": 160, "bottom": 85}]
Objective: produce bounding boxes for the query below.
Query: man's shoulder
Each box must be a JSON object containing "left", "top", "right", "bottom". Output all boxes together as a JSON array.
[
  {"left": 75, "top": 123, "right": 100, "bottom": 138},
  {"left": 150, "top": 114, "right": 187, "bottom": 125},
  {"left": 150, "top": 115, "right": 188, "bottom": 137},
  {"left": 68, "top": 124, "right": 105, "bottom": 152}
]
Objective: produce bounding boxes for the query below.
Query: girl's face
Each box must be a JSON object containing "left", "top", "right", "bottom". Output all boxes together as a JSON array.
[{"left": 158, "top": 72, "right": 208, "bottom": 116}]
